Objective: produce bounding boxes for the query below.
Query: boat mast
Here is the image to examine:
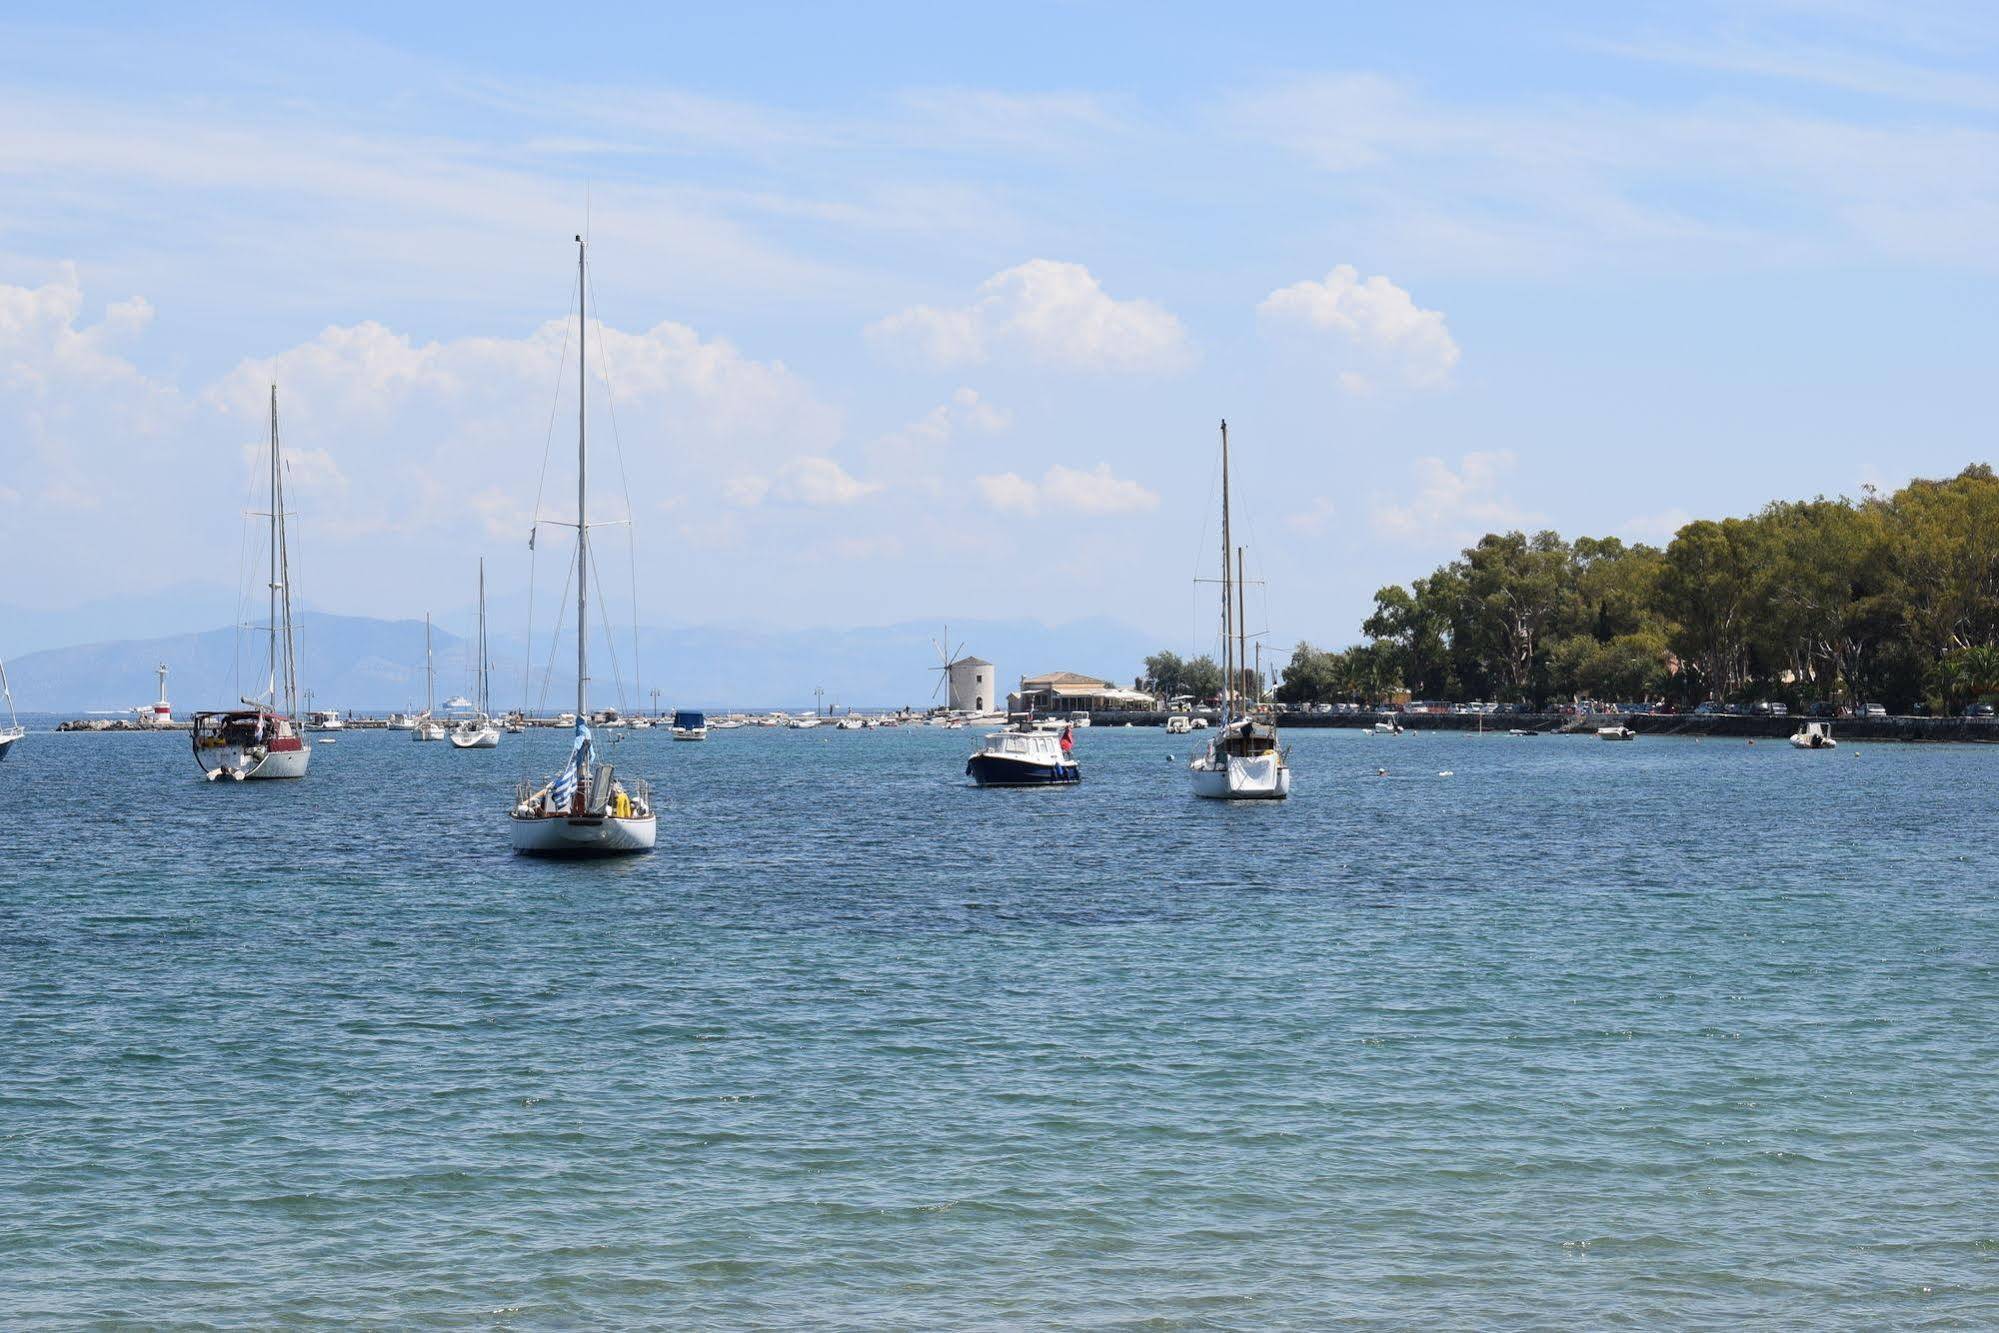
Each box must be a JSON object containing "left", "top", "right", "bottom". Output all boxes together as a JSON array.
[
  {"left": 425, "top": 613, "right": 434, "bottom": 715},
  {"left": 1219, "top": 419, "right": 1233, "bottom": 728},
  {"left": 477, "top": 557, "right": 488, "bottom": 718},
  {"left": 1, "top": 660, "right": 14, "bottom": 729},
  {"left": 268, "top": 386, "right": 280, "bottom": 709},
  {"left": 576, "top": 235, "right": 588, "bottom": 727},
  {"left": 1237, "top": 546, "right": 1249, "bottom": 713}
]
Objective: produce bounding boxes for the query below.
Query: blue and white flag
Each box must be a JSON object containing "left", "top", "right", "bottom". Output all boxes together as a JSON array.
[{"left": 550, "top": 724, "right": 592, "bottom": 809}]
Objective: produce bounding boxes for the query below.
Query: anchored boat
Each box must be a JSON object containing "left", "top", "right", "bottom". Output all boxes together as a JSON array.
[
  {"left": 450, "top": 559, "right": 501, "bottom": 749},
  {"left": 510, "top": 235, "right": 657, "bottom": 856},
  {"left": 1789, "top": 720, "right": 1837, "bottom": 749},
  {"left": 191, "top": 387, "right": 313, "bottom": 782},
  {"left": 967, "top": 720, "right": 1079, "bottom": 787},
  {"left": 1188, "top": 420, "right": 1291, "bottom": 800},
  {"left": 0, "top": 659, "right": 23, "bottom": 761}
]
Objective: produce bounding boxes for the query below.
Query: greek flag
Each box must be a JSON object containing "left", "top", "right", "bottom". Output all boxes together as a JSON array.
[{"left": 550, "top": 724, "right": 592, "bottom": 809}]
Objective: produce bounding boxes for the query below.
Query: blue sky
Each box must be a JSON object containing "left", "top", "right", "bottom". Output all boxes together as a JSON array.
[{"left": 3, "top": 1, "right": 1995, "bottom": 664}]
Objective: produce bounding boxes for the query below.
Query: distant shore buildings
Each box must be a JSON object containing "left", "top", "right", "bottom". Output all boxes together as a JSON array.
[{"left": 1011, "top": 671, "right": 1155, "bottom": 714}]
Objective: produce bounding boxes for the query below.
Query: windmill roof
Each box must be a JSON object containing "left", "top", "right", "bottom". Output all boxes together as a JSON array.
[{"left": 950, "top": 656, "right": 992, "bottom": 668}]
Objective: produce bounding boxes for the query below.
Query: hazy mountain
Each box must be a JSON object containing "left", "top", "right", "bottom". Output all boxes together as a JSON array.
[{"left": 4, "top": 614, "right": 1158, "bottom": 713}]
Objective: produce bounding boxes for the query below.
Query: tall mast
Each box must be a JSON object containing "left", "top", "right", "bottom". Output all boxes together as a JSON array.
[
  {"left": 576, "top": 235, "right": 589, "bottom": 726},
  {"left": 425, "top": 613, "right": 434, "bottom": 714},
  {"left": 477, "top": 557, "right": 488, "bottom": 716},
  {"left": 1219, "top": 419, "right": 1233, "bottom": 726},
  {"left": 1237, "top": 546, "right": 1248, "bottom": 712},
  {"left": 268, "top": 386, "right": 280, "bottom": 707}
]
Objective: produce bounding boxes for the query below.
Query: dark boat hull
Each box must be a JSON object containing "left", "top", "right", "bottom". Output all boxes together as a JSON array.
[{"left": 966, "top": 753, "right": 1079, "bottom": 787}]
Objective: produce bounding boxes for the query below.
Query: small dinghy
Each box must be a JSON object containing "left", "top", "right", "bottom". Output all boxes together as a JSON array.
[
  {"left": 1789, "top": 720, "right": 1836, "bottom": 749},
  {"left": 1598, "top": 724, "right": 1638, "bottom": 741}
]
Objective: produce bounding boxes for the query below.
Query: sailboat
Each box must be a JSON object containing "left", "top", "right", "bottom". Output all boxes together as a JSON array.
[
  {"left": 510, "top": 235, "right": 658, "bottom": 856},
  {"left": 450, "top": 559, "right": 501, "bottom": 749},
  {"left": 1188, "top": 419, "right": 1290, "bottom": 800},
  {"left": 191, "top": 386, "right": 313, "bottom": 780},
  {"left": 0, "top": 660, "right": 23, "bottom": 761},
  {"left": 413, "top": 614, "right": 446, "bottom": 741}
]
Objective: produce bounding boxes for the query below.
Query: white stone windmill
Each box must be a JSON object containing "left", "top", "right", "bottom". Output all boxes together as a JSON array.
[{"left": 931, "top": 629, "right": 995, "bottom": 714}]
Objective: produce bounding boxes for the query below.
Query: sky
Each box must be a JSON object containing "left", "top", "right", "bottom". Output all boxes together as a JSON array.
[{"left": 3, "top": 0, "right": 1996, "bottom": 665}]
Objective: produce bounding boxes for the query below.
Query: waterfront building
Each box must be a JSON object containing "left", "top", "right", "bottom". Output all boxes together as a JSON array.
[{"left": 1011, "top": 671, "right": 1156, "bottom": 714}]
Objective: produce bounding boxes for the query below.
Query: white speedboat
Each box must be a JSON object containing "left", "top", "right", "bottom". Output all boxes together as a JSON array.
[
  {"left": 1789, "top": 720, "right": 1836, "bottom": 749},
  {"left": 449, "top": 559, "right": 501, "bottom": 749},
  {"left": 836, "top": 715, "right": 867, "bottom": 730},
  {"left": 510, "top": 235, "right": 655, "bottom": 856},
  {"left": 1164, "top": 715, "right": 1193, "bottom": 734},
  {"left": 1188, "top": 420, "right": 1290, "bottom": 801},
  {"left": 307, "top": 708, "right": 344, "bottom": 731},
  {"left": 1371, "top": 720, "right": 1404, "bottom": 735},
  {"left": 192, "top": 386, "right": 312, "bottom": 782},
  {"left": 0, "top": 659, "right": 24, "bottom": 761},
  {"left": 1068, "top": 710, "right": 1092, "bottom": 728},
  {"left": 670, "top": 709, "right": 708, "bottom": 741},
  {"left": 788, "top": 716, "right": 822, "bottom": 729},
  {"left": 1598, "top": 724, "right": 1638, "bottom": 741},
  {"left": 967, "top": 721, "right": 1079, "bottom": 787}
]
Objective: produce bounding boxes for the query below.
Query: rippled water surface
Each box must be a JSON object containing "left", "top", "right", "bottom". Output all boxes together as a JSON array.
[{"left": 3, "top": 723, "right": 1995, "bottom": 1327}]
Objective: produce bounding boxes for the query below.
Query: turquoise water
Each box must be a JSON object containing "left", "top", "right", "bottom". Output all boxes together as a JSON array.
[{"left": 2, "top": 724, "right": 1994, "bottom": 1326}]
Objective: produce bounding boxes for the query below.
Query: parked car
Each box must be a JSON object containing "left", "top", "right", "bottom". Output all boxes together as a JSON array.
[
  {"left": 1693, "top": 701, "right": 1724, "bottom": 715},
  {"left": 1965, "top": 703, "right": 1994, "bottom": 717},
  {"left": 1864, "top": 703, "right": 1888, "bottom": 718}
]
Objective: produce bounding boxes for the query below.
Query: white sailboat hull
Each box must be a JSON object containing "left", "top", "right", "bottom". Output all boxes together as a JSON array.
[
  {"left": 510, "top": 811, "right": 657, "bottom": 855},
  {"left": 0, "top": 730, "right": 21, "bottom": 761},
  {"left": 414, "top": 722, "right": 447, "bottom": 742},
  {"left": 1189, "top": 754, "right": 1290, "bottom": 800},
  {"left": 199, "top": 741, "right": 312, "bottom": 780},
  {"left": 450, "top": 725, "right": 501, "bottom": 749}
]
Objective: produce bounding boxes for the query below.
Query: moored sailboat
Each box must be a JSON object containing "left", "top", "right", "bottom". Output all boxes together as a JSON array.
[
  {"left": 414, "top": 614, "right": 446, "bottom": 741},
  {"left": 0, "top": 659, "right": 23, "bottom": 761},
  {"left": 450, "top": 558, "right": 501, "bottom": 749},
  {"left": 192, "top": 386, "right": 313, "bottom": 781},
  {"left": 510, "top": 235, "right": 657, "bottom": 856},
  {"left": 1189, "top": 419, "right": 1290, "bottom": 800}
]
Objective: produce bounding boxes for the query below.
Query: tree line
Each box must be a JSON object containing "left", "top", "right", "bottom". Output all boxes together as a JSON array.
[{"left": 1151, "top": 466, "right": 1999, "bottom": 713}]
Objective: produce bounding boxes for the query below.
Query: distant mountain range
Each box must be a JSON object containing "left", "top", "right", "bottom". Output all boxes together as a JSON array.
[{"left": 2, "top": 612, "right": 1158, "bottom": 713}]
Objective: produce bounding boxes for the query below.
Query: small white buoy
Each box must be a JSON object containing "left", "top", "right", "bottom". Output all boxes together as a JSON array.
[
  {"left": 1376, "top": 767, "right": 1388, "bottom": 776},
  {"left": 1438, "top": 770, "right": 1454, "bottom": 777}
]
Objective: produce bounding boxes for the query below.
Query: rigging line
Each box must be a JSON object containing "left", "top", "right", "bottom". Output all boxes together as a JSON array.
[
  {"left": 522, "top": 264, "right": 580, "bottom": 730},
  {"left": 583, "top": 261, "right": 644, "bottom": 719},
  {"left": 525, "top": 540, "right": 579, "bottom": 759},
  {"left": 587, "top": 548, "right": 632, "bottom": 718}
]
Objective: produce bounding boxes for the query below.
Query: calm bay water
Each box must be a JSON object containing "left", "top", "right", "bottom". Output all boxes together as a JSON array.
[{"left": 2, "top": 722, "right": 1994, "bottom": 1327}]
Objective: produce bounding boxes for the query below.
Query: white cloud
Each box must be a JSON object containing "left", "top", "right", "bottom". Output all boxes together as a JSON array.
[
  {"left": 1372, "top": 451, "right": 1537, "bottom": 544},
  {"left": 975, "top": 462, "right": 1159, "bottom": 517},
  {"left": 867, "top": 260, "right": 1192, "bottom": 372},
  {"left": 868, "top": 386, "right": 1011, "bottom": 476},
  {"left": 721, "top": 474, "right": 771, "bottom": 507},
  {"left": 773, "top": 456, "right": 878, "bottom": 506},
  {"left": 1284, "top": 496, "right": 1338, "bottom": 536},
  {"left": 1259, "top": 264, "right": 1461, "bottom": 389}
]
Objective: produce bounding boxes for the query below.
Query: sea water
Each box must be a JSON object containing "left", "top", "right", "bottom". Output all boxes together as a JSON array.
[{"left": 1, "top": 724, "right": 1993, "bottom": 1326}]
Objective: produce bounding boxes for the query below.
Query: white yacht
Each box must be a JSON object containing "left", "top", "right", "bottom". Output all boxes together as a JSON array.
[
  {"left": 1068, "top": 710, "right": 1092, "bottom": 728},
  {"left": 1164, "top": 714, "right": 1193, "bottom": 735},
  {"left": 414, "top": 614, "right": 446, "bottom": 741},
  {"left": 308, "top": 709, "right": 345, "bottom": 731},
  {"left": 510, "top": 235, "right": 656, "bottom": 856},
  {"left": 0, "top": 659, "right": 23, "bottom": 761},
  {"left": 670, "top": 709, "right": 708, "bottom": 741},
  {"left": 191, "top": 386, "right": 313, "bottom": 781},
  {"left": 1789, "top": 720, "right": 1836, "bottom": 750},
  {"left": 967, "top": 720, "right": 1079, "bottom": 787},
  {"left": 1188, "top": 420, "right": 1290, "bottom": 800},
  {"left": 1598, "top": 724, "right": 1638, "bottom": 741},
  {"left": 450, "top": 559, "right": 501, "bottom": 749}
]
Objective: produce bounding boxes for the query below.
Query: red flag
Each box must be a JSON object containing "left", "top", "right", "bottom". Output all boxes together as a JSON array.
[{"left": 1059, "top": 724, "right": 1074, "bottom": 752}]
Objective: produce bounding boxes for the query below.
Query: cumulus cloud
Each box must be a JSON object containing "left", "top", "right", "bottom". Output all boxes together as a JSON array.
[
  {"left": 975, "top": 462, "right": 1159, "bottom": 517},
  {"left": 1284, "top": 496, "right": 1337, "bottom": 535},
  {"left": 867, "top": 260, "right": 1192, "bottom": 372},
  {"left": 772, "top": 455, "right": 878, "bottom": 506},
  {"left": 1371, "top": 451, "right": 1537, "bottom": 544},
  {"left": 1620, "top": 506, "right": 1693, "bottom": 544},
  {"left": 867, "top": 386, "right": 1011, "bottom": 476},
  {"left": 1259, "top": 264, "right": 1460, "bottom": 389}
]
